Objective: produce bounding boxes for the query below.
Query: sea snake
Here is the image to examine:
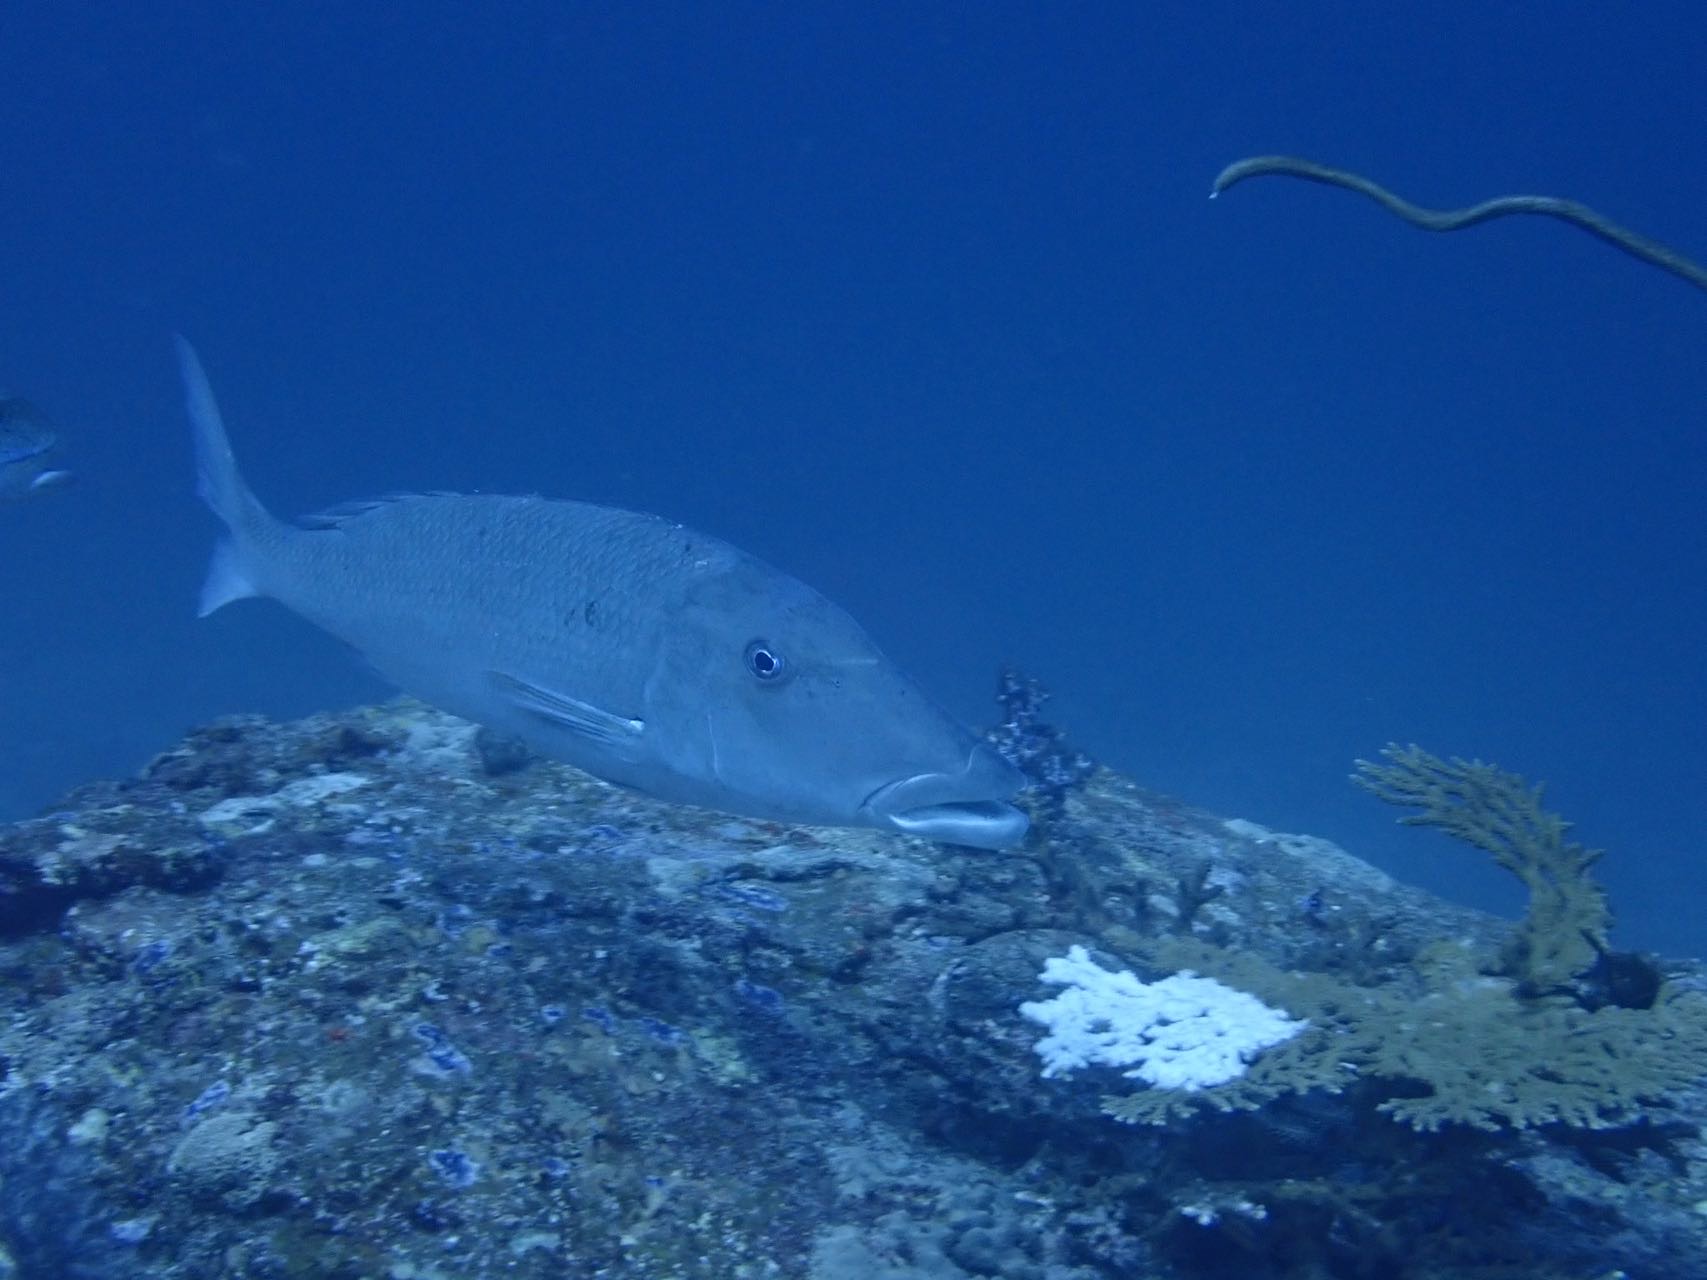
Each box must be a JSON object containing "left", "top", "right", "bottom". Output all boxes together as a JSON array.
[{"left": 1211, "top": 155, "right": 1707, "bottom": 296}]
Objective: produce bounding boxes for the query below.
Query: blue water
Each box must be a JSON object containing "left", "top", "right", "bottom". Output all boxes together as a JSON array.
[{"left": 3, "top": 3, "right": 1703, "bottom": 956}]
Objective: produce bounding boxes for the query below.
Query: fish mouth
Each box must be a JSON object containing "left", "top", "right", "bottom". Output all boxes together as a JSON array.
[{"left": 862, "top": 744, "right": 1029, "bottom": 850}]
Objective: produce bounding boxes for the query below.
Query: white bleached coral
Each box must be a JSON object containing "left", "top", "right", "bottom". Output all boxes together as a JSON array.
[{"left": 1019, "top": 945, "right": 1305, "bottom": 1091}]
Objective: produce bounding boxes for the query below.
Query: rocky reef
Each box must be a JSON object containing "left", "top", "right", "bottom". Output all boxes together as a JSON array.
[{"left": 0, "top": 700, "right": 1702, "bottom": 1279}]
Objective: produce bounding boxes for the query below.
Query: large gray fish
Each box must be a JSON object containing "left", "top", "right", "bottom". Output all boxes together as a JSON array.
[
  {"left": 0, "top": 397, "right": 72, "bottom": 502},
  {"left": 179, "top": 340, "right": 1028, "bottom": 849}
]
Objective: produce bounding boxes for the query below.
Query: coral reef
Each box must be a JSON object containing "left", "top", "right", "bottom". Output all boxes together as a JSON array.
[
  {"left": 0, "top": 1085, "right": 149, "bottom": 1279},
  {"left": 1081, "top": 747, "right": 1707, "bottom": 1134},
  {"left": 0, "top": 706, "right": 1702, "bottom": 1278},
  {"left": 1099, "top": 931, "right": 1707, "bottom": 1133}
]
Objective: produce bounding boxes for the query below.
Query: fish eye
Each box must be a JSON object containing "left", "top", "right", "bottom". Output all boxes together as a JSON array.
[{"left": 744, "top": 640, "right": 786, "bottom": 681}]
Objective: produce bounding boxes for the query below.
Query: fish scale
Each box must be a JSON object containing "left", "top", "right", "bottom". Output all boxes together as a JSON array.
[
  {"left": 268, "top": 495, "right": 702, "bottom": 706},
  {"left": 178, "top": 338, "right": 1027, "bottom": 849}
]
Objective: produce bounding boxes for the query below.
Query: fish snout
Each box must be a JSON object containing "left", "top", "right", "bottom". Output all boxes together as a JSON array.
[{"left": 863, "top": 742, "right": 1029, "bottom": 850}]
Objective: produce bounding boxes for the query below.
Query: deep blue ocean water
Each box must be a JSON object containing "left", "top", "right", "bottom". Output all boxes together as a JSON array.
[{"left": 3, "top": 3, "right": 1703, "bottom": 957}]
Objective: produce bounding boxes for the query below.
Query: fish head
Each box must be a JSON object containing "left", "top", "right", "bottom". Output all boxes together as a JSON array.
[{"left": 644, "top": 554, "right": 1029, "bottom": 850}]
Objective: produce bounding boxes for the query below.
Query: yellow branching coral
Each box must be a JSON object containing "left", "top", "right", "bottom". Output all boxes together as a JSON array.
[
  {"left": 1085, "top": 748, "right": 1707, "bottom": 1132},
  {"left": 1099, "top": 936, "right": 1707, "bottom": 1133},
  {"left": 1353, "top": 744, "right": 1609, "bottom": 993}
]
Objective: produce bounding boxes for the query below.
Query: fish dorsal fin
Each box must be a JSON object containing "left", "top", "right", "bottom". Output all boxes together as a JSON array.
[
  {"left": 488, "top": 671, "right": 645, "bottom": 757},
  {"left": 300, "top": 491, "right": 461, "bottom": 530}
]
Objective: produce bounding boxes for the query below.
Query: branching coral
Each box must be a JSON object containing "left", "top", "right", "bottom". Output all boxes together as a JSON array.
[
  {"left": 1099, "top": 934, "right": 1707, "bottom": 1132},
  {"left": 1086, "top": 748, "right": 1707, "bottom": 1132},
  {"left": 1353, "top": 744, "right": 1609, "bottom": 993}
]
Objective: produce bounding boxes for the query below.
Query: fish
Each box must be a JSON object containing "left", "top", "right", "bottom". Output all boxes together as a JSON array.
[
  {"left": 0, "top": 397, "right": 73, "bottom": 502},
  {"left": 177, "top": 339, "right": 1029, "bottom": 849}
]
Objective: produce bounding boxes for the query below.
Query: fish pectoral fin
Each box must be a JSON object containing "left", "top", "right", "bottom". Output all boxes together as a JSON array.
[{"left": 488, "top": 671, "right": 645, "bottom": 754}]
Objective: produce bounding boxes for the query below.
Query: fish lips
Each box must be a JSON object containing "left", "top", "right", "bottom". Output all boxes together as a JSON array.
[{"left": 862, "top": 744, "right": 1029, "bottom": 850}]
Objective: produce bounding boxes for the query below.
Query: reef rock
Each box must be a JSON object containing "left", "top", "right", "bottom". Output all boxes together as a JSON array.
[{"left": 0, "top": 699, "right": 1701, "bottom": 1279}]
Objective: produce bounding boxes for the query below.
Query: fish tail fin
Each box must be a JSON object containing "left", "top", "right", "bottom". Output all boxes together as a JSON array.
[
  {"left": 197, "top": 537, "right": 256, "bottom": 617},
  {"left": 175, "top": 336, "right": 278, "bottom": 616}
]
